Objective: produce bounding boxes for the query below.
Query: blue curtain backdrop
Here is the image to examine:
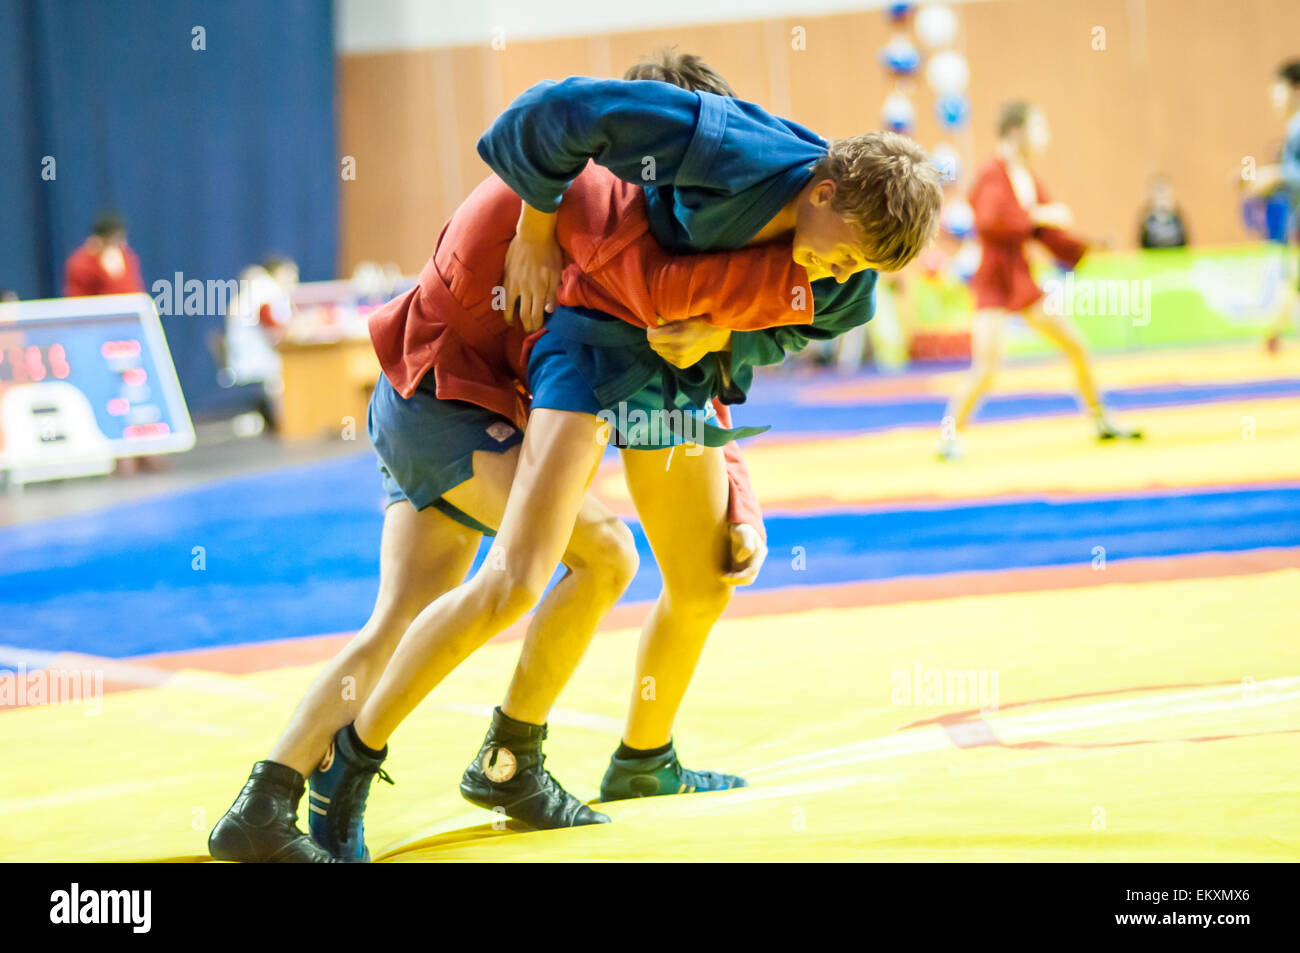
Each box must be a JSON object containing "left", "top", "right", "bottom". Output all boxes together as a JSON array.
[{"left": 0, "top": 0, "right": 338, "bottom": 416}]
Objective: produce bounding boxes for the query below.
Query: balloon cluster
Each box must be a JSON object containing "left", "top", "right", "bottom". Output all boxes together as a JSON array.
[
  {"left": 879, "top": 3, "right": 968, "bottom": 133},
  {"left": 878, "top": 3, "right": 977, "bottom": 282}
]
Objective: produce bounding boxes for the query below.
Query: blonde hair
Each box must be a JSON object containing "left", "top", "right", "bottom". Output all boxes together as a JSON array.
[
  {"left": 623, "top": 47, "right": 737, "bottom": 98},
  {"left": 816, "top": 131, "right": 943, "bottom": 272},
  {"left": 997, "top": 101, "right": 1034, "bottom": 138}
]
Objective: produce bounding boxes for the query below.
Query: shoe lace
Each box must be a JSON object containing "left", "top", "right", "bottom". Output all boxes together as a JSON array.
[
  {"left": 534, "top": 751, "right": 568, "bottom": 794},
  {"left": 329, "top": 765, "right": 395, "bottom": 843}
]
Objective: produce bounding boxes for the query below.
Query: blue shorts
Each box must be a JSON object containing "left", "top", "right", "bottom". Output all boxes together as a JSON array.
[
  {"left": 369, "top": 333, "right": 720, "bottom": 536},
  {"left": 527, "top": 331, "right": 715, "bottom": 448},
  {"left": 368, "top": 373, "right": 521, "bottom": 536}
]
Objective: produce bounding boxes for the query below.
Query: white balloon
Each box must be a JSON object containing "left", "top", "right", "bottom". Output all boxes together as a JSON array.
[
  {"left": 951, "top": 239, "right": 982, "bottom": 282},
  {"left": 882, "top": 91, "right": 916, "bottom": 133},
  {"left": 926, "top": 49, "right": 968, "bottom": 94},
  {"left": 941, "top": 198, "right": 975, "bottom": 238},
  {"left": 930, "top": 143, "right": 961, "bottom": 183},
  {"left": 915, "top": 3, "right": 958, "bottom": 49}
]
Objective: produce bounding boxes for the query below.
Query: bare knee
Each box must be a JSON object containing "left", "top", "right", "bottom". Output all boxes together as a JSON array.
[
  {"left": 475, "top": 557, "right": 550, "bottom": 625},
  {"left": 567, "top": 516, "right": 639, "bottom": 598}
]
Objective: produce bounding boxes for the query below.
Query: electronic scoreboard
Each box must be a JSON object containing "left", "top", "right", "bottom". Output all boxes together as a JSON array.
[{"left": 0, "top": 293, "right": 195, "bottom": 486}]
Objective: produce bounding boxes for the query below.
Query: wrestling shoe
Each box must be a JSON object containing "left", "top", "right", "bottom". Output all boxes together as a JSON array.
[
  {"left": 599, "top": 742, "right": 747, "bottom": 801},
  {"left": 937, "top": 433, "right": 965, "bottom": 461},
  {"left": 1095, "top": 419, "right": 1144, "bottom": 441},
  {"left": 460, "top": 707, "right": 609, "bottom": 829},
  {"left": 308, "top": 725, "right": 394, "bottom": 863},
  {"left": 208, "top": 760, "right": 336, "bottom": 863}
]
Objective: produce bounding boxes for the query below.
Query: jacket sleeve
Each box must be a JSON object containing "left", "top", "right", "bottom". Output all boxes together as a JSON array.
[
  {"left": 64, "top": 252, "right": 97, "bottom": 297},
  {"left": 1036, "top": 227, "right": 1088, "bottom": 268},
  {"left": 645, "top": 243, "right": 813, "bottom": 331},
  {"left": 125, "top": 248, "right": 146, "bottom": 293},
  {"left": 714, "top": 400, "right": 765, "bottom": 538},
  {"left": 476, "top": 77, "right": 705, "bottom": 213},
  {"left": 1030, "top": 179, "right": 1087, "bottom": 267},
  {"left": 725, "top": 269, "right": 877, "bottom": 374}
]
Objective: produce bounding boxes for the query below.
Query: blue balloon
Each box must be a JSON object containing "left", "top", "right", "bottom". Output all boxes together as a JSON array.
[
  {"left": 886, "top": 3, "right": 914, "bottom": 22},
  {"left": 936, "top": 93, "right": 970, "bottom": 130},
  {"left": 880, "top": 36, "right": 921, "bottom": 75}
]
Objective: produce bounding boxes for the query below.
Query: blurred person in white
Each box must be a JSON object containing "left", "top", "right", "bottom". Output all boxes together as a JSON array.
[{"left": 223, "top": 255, "right": 299, "bottom": 433}]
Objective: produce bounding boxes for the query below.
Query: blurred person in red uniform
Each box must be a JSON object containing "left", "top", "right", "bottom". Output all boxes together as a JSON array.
[
  {"left": 63, "top": 212, "right": 146, "bottom": 297},
  {"left": 938, "top": 103, "right": 1141, "bottom": 459},
  {"left": 64, "top": 212, "right": 163, "bottom": 474}
]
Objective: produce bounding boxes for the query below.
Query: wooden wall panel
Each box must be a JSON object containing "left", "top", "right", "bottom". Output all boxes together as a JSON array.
[{"left": 338, "top": 0, "right": 1300, "bottom": 276}]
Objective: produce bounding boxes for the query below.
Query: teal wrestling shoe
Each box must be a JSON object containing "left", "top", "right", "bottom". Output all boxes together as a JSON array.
[
  {"left": 308, "top": 725, "right": 394, "bottom": 863},
  {"left": 599, "top": 741, "right": 747, "bottom": 801}
]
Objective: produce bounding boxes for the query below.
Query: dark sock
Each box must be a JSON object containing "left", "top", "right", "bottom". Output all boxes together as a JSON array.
[
  {"left": 346, "top": 723, "right": 386, "bottom": 760},
  {"left": 615, "top": 740, "right": 672, "bottom": 760}
]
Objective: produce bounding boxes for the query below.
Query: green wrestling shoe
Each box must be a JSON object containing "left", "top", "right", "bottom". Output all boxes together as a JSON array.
[{"left": 599, "top": 741, "right": 747, "bottom": 801}]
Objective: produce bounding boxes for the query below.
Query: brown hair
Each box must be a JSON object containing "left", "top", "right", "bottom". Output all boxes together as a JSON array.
[
  {"left": 623, "top": 47, "right": 737, "bottom": 98},
  {"left": 997, "top": 101, "right": 1034, "bottom": 138},
  {"left": 815, "top": 132, "right": 942, "bottom": 272}
]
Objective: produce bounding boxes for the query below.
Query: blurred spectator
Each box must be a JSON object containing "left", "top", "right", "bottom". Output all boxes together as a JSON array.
[
  {"left": 1138, "top": 176, "right": 1189, "bottom": 249},
  {"left": 64, "top": 212, "right": 146, "bottom": 297},
  {"left": 222, "top": 256, "right": 299, "bottom": 433},
  {"left": 1262, "top": 59, "right": 1300, "bottom": 352},
  {"left": 64, "top": 213, "right": 160, "bottom": 475}
]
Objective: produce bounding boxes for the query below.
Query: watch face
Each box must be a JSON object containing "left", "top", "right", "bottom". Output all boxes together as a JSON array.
[{"left": 482, "top": 746, "right": 517, "bottom": 783}]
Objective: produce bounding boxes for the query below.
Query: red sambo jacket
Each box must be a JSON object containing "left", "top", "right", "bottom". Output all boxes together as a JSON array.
[
  {"left": 368, "top": 163, "right": 811, "bottom": 535},
  {"left": 969, "top": 159, "right": 1088, "bottom": 312}
]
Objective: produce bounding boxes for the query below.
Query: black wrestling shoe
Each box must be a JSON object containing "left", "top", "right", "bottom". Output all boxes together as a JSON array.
[
  {"left": 208, "top": 761, "right": 337, "bottom": 863},
  {"left": 1096, "top": 421, "right": 1144, "bottom": 441},
  {"left": 460, "top": 707, "right": 610, "bottom": 829},
  {"left": 308, "top": 725, "right": 394, "bottom": 863}
]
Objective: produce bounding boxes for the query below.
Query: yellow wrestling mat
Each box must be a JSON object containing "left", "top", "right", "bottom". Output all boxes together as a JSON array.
[
  {"left": 855, "top": 344, "right": 1300, "bottom": 397},
  {"left": 4, "top": 570, "right": 1297, "bottom": 862},
  {"left": 596, "top": 396, "right": 1300, "bottom": 507}
]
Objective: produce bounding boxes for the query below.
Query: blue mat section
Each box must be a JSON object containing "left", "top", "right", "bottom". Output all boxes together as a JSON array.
[
  {"left": 2, "top": 447, "right": 1297, "bottom": 659},
  {"left": 731, "top": 377, "right": 1300, "bottom": 436}
]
